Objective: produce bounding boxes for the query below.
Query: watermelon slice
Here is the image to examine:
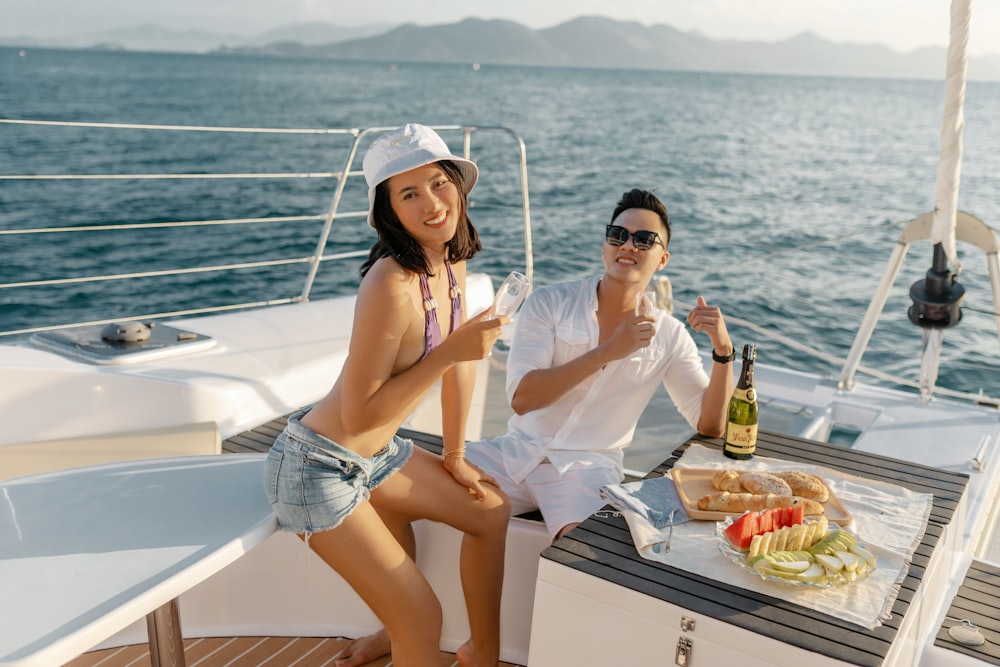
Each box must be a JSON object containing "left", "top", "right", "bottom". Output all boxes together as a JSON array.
[
  {"left": 723, "top": 511, "right": 759, "bottom": 550},
  {"left": 758, "top": 509, "right": 774, "bottom": 534},
  {"left": 785, "top": 504, "right": 805, "bottom": 527},
  {"left": 723, "top": 505, "right": 807, "bottom": 551}
]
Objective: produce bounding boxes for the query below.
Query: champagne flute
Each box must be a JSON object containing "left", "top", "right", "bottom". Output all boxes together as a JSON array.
[
  {"left": 491, "top": 271, "right": 531, "bottom": 319},
  {"left": 635, "top": 288, "right": 657, "bottom": 318}
]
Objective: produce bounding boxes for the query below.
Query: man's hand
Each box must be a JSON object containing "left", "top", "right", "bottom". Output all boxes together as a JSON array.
[
  {"left": 601, "top": 314, "right": 656, "bottom": 361},
  {"left": 687, "top": 295, "right": 733, "bottom": 357}
]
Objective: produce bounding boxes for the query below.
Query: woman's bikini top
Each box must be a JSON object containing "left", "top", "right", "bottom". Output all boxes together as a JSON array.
[{"left": 418, "top": 261, "right": 462, "bottom": 359}]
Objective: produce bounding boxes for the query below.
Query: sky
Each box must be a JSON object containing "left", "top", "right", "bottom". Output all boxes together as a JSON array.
[{"left": 2, "top": 0, "right": 998, "bottom": 57}]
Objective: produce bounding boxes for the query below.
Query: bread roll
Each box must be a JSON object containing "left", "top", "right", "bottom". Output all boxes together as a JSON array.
[
  {"left": 696, "top": 492, "right": 824, "bottom": 515},
  {"left": 739, "top": 471, "right": 793, "bottom": 496},
  {"left": 711, "top": 469, "right": 743, "bottom": 492},
  {"left": 774, "top": 471, "right": 829, "bottom": 502}
]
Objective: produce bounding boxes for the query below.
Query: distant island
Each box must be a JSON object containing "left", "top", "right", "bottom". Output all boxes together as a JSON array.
[{"left": 4, "top": 16, "right": 999, "bottom": 81}]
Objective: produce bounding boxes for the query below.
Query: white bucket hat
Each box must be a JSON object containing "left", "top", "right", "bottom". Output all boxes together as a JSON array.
[{"left": 363, "top": 123, "right": 479, "bottom": 228}]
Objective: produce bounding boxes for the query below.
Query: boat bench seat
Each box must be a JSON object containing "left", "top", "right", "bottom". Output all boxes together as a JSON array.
[{"left": 0, "top": 420, "right": 220, "bottom": 482}]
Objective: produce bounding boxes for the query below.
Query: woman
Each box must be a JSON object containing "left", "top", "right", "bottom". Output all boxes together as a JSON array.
[{"left": 264, "top": 123, "right": 510, "bottom": 667}]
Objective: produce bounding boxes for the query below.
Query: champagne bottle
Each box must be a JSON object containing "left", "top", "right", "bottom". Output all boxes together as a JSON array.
[{"left": 724, "top": 344, "right": 758, "bottom": 460}]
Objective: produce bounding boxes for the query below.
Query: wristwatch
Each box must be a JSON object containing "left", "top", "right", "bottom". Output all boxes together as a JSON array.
[{"left": 712, "top": 348, "right": 736, "bottom": 363}]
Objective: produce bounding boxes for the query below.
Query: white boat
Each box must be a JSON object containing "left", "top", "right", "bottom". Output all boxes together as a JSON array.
[{"left": 2, "top": 5, "right": 999, "bottom": 666}]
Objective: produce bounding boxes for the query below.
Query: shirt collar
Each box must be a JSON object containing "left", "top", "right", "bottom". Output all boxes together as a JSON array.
[{"left": 587, "top": 276, "right": 601, "bottom": 311}]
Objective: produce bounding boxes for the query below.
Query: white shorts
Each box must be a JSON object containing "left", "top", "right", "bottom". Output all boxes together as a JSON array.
[{"left": 465, "top": 440, "right": 621, "bottom": 541}]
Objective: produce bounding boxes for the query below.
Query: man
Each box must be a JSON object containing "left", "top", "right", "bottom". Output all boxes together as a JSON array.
[
  {"left": 333, "top": 188, "right": 734, "bottom": 666},
  {"left": 466, "top": 187, "right": 734, "bottom": 541}
]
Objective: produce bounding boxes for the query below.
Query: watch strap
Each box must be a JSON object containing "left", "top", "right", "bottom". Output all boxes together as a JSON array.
[{"left": 712, "top": 349, "right": 736, "bottom": 363}]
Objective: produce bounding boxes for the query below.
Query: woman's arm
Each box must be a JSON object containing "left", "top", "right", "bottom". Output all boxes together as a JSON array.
[
  {"left": 439, "top": 261, "right": 473, "bottom": 454},
  {"left": 339, "top": 261, "right": 502, "bottom": 436},
  {"left": 439, "top": 263, "right": 498, "bottom": 498}
]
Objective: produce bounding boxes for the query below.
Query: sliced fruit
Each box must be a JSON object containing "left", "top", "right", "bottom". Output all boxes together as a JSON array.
[
  {"left": 770, "top": 560, "right": 812, "bottom": 574},
  {"left": 786, "top": 504, "right": 805, "bottom": 526},
  {"left": 775, "top": 527, "right": 789, "bottom": 552},
  {"left": 756, "top": 565, "right": 803, "bottom": 581},
  {"left": 787, "top": 524, "right": 806, "bottom": 551},
  {"left": 834, "top": 550, "right": 860, "bottom": 572},
  {"left": 759, "top": 530, "right": 774, "bottom": 555},
  {"left": 814, "top": 553, "right": 844, "bottom": 573},
  {"left": 850, "top": 545, "right": 877, "bottom": 568},
  {"left": 723, "top": 511, "right": 759, "bottom": 550},
  {"left": 832, "top": 529, "right": 857, "bottom": 549},
  {"left": 795, "top": 563, "right": 827, "bottom": 583},
  {"left": 758, "top": 510, "right": 774, "bottom": 534},
  {"left": 808, "top": 528, "right": 857, "bottom": 556}
]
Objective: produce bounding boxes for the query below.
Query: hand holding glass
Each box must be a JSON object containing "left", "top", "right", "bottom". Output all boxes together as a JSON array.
[
  {"left": 635, "top": 289, "right": 657, "bottom": 317},
  {"left": 491, "top": 271, "right": 531, "bottom": 319}
]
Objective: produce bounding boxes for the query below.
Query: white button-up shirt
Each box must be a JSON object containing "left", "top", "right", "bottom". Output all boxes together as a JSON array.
[{"left": 494, "top": 276, "right": 709, "bottom": 482}]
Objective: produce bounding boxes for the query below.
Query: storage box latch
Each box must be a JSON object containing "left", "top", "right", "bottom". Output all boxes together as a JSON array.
[{"left": 675, "top": 636, "right": 693, "bottom": 666}]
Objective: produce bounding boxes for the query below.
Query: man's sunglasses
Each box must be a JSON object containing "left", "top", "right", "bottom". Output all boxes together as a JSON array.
[{"left": 605, "top": 224, "right": 664, "bottom": 250}]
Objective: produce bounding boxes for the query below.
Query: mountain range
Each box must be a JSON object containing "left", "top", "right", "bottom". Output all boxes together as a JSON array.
[{"left": 5, "top": 16, "right": 999, "bottom": 81}]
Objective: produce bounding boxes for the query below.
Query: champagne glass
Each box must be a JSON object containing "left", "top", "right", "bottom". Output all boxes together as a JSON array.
[
  {"left": 635, "top": 288, "right": 657, "bottom": 318},
  {"left": 491, "top": 271, "right": 531, "bottom": 319}
]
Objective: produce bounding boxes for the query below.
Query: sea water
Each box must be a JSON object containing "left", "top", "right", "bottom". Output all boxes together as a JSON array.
[{"left": 2, "top": 47, "right": 999, "bottom": 412}]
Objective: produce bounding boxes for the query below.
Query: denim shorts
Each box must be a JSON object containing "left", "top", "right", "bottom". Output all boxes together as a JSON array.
[{"left": 263, "top": 410, "right": 413, "bottom": 534}]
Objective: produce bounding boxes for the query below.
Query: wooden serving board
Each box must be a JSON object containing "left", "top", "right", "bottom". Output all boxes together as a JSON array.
[{"left": 671, "top": 467, "right": 852, "bottom": 524}]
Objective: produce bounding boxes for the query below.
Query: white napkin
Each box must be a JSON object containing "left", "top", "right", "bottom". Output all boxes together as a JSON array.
[{"left": 613, "top": 443, "right": 933, "bottom": 630}]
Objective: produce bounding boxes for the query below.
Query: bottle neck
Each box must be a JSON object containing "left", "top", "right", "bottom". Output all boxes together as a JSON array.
[{"left": 737, "top": 359, "right": 755, "bottom": 388}]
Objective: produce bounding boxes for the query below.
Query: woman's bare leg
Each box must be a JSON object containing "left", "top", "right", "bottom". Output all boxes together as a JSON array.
[
  {"left": 372, "top": 447, "right": 510, "bottom": 667},
  {"left": 306, "top": 500, "right": 442, "bottom": 667},
  {"left": 331, "top": 519, "right": 413, "bottom": 666}
]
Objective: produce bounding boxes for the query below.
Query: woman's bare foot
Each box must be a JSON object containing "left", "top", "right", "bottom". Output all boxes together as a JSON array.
[
  {"left": 333, "top": 628, "right": 391, "bottom": 666},
  {"left": 455, "top": 639, "right": 499, "bottom": 667}
]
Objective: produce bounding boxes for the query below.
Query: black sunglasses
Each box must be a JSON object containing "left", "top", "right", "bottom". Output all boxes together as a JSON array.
[{"left": 605, "top": 224, "right": 664, "bottom": 250}]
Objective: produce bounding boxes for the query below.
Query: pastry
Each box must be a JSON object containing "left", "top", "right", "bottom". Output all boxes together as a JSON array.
[
  {"left": 739, "top": 471, "right": 793, "bottom": 496},
  {"left": 774, "top": 470, "right": 829, "bottom": 502},
  {"left": 712, "top": 469, "right": 743, "bottom": 492},
  {"left": 696, "top": 491, "right": 824, "bottom": 515}
]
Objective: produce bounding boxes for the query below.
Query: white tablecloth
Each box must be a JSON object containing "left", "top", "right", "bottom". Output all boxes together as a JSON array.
[{"left": 601, "top": 443, "right": 933, "bottom": 630}]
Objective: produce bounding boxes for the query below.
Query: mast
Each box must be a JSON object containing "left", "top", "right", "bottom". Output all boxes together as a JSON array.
[{"left": 908, "top": 0, "right": 971, "bottom": 402}]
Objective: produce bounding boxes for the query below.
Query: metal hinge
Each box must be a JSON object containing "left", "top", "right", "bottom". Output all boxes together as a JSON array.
[{"left": 675, "top": 636, "right": 693, "bottom": 666}]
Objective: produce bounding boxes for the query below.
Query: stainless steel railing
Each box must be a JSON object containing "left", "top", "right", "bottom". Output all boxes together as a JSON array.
[{"left": 0, "top": 120, "right": 533, "bottom": 338}]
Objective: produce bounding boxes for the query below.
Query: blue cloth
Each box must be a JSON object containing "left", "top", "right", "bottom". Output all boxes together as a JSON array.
[{"left": 600, "top": 475, "right": 690, "bottom": 558}]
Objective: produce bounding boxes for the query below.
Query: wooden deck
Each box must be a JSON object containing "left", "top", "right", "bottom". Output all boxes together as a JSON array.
[
  {"left": 934, "top": 559, "right": 1000, "bottom": 665},
  {"left": 67, "top": 636, "right": 522, "bottom": 667}
]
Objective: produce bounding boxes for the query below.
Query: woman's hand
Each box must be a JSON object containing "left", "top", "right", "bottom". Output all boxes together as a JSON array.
[
  {"left": 442, "top": 455, "right": 498, "bottom": 500},
  {"left": 442, "top": 308, "right": 508, "bottom": 362}
]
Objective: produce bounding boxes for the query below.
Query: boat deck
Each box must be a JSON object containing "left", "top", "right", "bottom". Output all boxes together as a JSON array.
[
  {"left": 932, "top": 559, "right": 1000, "bottom": 665},
  {"left": 66, "top": 636, "right": 523, "bottom": 667}
]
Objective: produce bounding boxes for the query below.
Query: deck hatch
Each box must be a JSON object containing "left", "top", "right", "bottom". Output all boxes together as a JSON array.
[{"left": 31, "top": 322, "right": 215, "bottom": 365}]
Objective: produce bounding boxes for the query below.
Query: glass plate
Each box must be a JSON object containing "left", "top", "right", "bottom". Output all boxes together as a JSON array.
[{"left": 715, "top": 515, "right": 872, "bottom": 588}]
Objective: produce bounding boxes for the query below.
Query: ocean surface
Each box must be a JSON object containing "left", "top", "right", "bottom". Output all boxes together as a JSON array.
[{"left": 2, "top": 47, "right": 999, "bottom": 409}]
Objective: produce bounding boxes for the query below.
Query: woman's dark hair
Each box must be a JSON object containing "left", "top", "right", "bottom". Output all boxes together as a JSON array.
[
  {"left": 360, "top": 160, "right": 481, "bottom": 277},
  {"left": 611, "top": 188, "right": 671, "bottom": 247}
]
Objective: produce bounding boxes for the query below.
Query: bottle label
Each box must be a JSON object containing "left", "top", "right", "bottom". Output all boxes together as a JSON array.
[
  {"left": 732, "top": 387, "right": 755, "bottom": 403},
  {"left": 725, "top": 423, "right": 758, "bottom": 453}
]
